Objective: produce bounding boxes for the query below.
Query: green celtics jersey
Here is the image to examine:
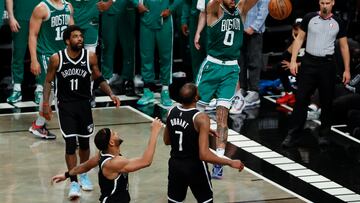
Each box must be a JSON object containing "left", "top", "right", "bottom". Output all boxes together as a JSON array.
[
  {"left": 14, "top": 0, "right": 41, "bottom": 21},
  {"left": 69, "top": 0, "right": 98, "bottom": 27},
  {"left": 37, "top": 0, "right": 71, "bottom": 55},
  {"left": 207, "top": 6, "right": 243, "bottom": 61}
]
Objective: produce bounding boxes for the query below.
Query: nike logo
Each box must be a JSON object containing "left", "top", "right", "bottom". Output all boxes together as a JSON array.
[
  {"left": 63, "top": 62, "right": 69, "bottom": 65},
  {"left": 81, "top": 61, "right": 86, "bottom": 66}
]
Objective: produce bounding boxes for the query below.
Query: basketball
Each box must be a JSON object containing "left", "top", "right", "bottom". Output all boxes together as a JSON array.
[{"left": 268, "top": 0, "right": 292, "bottom": 20}]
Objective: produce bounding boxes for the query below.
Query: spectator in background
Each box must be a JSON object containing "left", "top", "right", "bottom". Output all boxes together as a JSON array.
[
  {"left": 98, "top": 0, "right": 136, "bottom": 96},
  {"left": 134, "top": 0, "right": 182, "bottom": 107},
  {"left": 181, "top": 0, "right": 207, "bottom": 81},
  {"left": 230, "top": 0, "right": 269, "bottom": 114},
  {"left": 6, "top": 0, "right": 40, "bottom": 104}
]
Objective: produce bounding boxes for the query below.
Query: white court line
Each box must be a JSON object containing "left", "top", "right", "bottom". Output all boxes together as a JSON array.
[{"left": 0, "top": 103, "right": 15, "bottom": 109}]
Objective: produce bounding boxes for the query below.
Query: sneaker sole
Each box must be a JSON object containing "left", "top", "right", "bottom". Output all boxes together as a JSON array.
[
  {"left": 7, "top": 96, "right": 22, "bottom": 104},
  {"left": 68, "top": 193, "right": 81, "bottom": 200},
  {"left": 137, "top": 99, "right": 155, "bottom": 106},
  {"left": 29, "top": 127, "right": 56, "bottom": 140},
  {"left": 245, "top": 100, "right": 260, "bottom": 107},
  {"left": 80, "top": 185, "right": 94, "bottom": 191},
  {"left": 211, "top": 175, "right": 223, "bottom": 180}
]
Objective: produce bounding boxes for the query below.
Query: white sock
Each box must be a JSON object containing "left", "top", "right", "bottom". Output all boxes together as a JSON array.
[
  {"left": 13, "top": 83, "right": 21, "bottom": 91},
  {"left": 216, "top": 148, "right": 225, "bottom": 157},
  {"left": 35, "top": 85, "right": 43, "bottom": 92},
  {"left": 162, "top": 86, "right": 168, "bottom": 91},
  {"left": 35, "top": 115, "right": 46, "bottom": 126}
]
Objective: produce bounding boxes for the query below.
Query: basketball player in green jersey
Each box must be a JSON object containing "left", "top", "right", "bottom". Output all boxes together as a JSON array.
[
  {"left": 28, "top": 0, "right": 73, "bottom": 139},
  {"left": 196, "top": 0, "right": 257, "bottom": 179},
  {"left": 99, "top": 0, "right": 136, "bottom": 96},
  {"left": 69, "top": 0, "right": 99, "bottom": 53},
  {"left": 6, "top": 0, "right": 41, "bottom": 104},
  {"left": 29, "top": 0, "right": 74, "bottom": 104},
  {"left": 181, "top": 0, "right": 208, "bottom": 81},
  {"left": 134, "top": 0, "right": 182, "bottom": 107}
]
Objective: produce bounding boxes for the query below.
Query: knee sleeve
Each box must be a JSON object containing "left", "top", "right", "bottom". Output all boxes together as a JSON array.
[
  {"left": 78, "top": 137, "right": 90, "bottom": 151},
  {"left": 65, "top": 136, "right": 77, "bottom": 155}
]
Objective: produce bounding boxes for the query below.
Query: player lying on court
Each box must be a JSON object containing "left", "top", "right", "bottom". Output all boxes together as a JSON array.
[
  {"left": 164, "top": 83, "right": 245, "bottom": 203},
  {"left": 51, "top": 118, "right": 163, "bottom": 203}
]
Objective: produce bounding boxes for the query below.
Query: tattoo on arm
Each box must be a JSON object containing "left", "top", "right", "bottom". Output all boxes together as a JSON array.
[
  {"left": 216, "top": 106, "right": 229, "bottom": 145},
  {"left": 99, "top": 81, "right": 114, "bottom": 97}
]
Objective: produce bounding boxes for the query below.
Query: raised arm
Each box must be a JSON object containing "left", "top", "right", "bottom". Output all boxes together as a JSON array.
[
  {"left": 90, "top": 52, "right": 120, "bottom": 107},
  {"left": 105, "top": 118, "right": 163, "bottom": 175},
  {"left": 195, "top": 113, "right": 244, "bottom": 170},
  {"left": 237, "top": 0, "right": 259, "bottom": 20}
]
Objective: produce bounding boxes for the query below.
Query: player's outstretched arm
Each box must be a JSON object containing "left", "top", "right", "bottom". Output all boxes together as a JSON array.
[
  {"left": 52, "top": 153, "right": 100, "bottom": 184},
  {"left": 105, "top": 118, "right": 163, "bottom": 175}
]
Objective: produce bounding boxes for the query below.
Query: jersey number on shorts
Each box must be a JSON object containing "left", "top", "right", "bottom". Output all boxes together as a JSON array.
[
  {"left": 223, "top": 30, "right": 234, "bottom": 46},
  {"left": 70, "top": 78, "right": 78, "bottom": 91},
  {"left": 55, "top": 26, "right": 67, "bottom": 41},
  {"left": 175, "top": 131, "right": 183, "bottom": 151}
]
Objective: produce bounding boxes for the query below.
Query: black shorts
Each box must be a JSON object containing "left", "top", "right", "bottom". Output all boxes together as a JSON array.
[
  {"left": 56, "top": 99, "right": 94, "bottom": 138},
  {"left": 167, "top": 157, "right": 213, "bottom": 203}
]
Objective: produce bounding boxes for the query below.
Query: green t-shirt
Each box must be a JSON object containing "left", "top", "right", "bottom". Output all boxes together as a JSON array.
[
  {"left": 14, "top": 0, "right": 41, "bottom": 21},
  {"left": 37, "top": 0, "right": 71, "bottom": 55},
  {"left": 207, "top": 7, "right": 243, "bottom": 61}
]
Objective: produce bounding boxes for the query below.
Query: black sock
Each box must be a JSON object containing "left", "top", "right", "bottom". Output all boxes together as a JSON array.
[{"left": 70, "top": 175, "right": 78, "bottom": 182}]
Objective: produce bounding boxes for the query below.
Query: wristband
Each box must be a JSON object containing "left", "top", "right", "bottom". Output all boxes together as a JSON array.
[{"left": 65, "top": 171, "right": 70, "bottom": 178}]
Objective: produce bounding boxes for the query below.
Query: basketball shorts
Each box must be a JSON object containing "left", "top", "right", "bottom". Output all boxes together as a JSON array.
[
  {"left": 56, "top": 99, "right": 94, "bottom": 138},
  {"left": 196, "top": 55, "right": 240, "bottom": 109},
  {"left": 167, "top": 158, "right": 213, "bottom": 203}
]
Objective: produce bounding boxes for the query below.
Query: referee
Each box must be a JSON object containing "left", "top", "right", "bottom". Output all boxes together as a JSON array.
[{"left": 282, "top": 0, "right": 351, "bottom": 148}]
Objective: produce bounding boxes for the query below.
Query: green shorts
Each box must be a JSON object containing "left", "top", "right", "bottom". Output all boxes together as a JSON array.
[{"left": 196, "top": 55, "right": 240, "bottom": 109}]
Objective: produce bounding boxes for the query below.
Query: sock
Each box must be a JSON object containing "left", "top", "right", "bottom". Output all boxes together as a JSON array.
[
  {"left": 162, "top": 85, "right": 168, "bottom": 91},
  {"left": 35, "top": 85, "right": 43, "bottom": 92},
  {"left": 70, "top": 175, "right": 78, "bottom": 183},
  {"left": 216, "top": 148, "right": 225, "bottom": 157},
  {"left": 35, "top": 116, "right": 46, "bottom": 126},
  {"left": 13, "top": 83, "right": 21, "bottom": 91}
]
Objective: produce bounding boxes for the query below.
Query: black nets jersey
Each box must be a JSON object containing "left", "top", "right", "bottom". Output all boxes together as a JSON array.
[
  {"left": 98, "top": 153, "right": 130, "bottom": 203},
  {"left": 166, "top": 106, "right": 201, "bottom": 159},
  {"left": 55, "top": 48, "right": 92, "bottom": 103}
]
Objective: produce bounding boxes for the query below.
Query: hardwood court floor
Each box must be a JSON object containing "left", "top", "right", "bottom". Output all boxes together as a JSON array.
[{"left": 0, "top": 106, "right": 304, "bottom": 203}]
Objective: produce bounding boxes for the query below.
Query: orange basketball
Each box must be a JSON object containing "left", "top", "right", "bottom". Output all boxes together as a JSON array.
[{"left": 268, "top": 0, "right": 292, "bottom": 20}]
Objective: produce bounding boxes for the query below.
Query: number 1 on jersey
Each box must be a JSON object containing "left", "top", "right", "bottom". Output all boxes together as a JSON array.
[
  {"left": 70, "top": 78, "right": 78, "bottom": 91},
  {"left": 175, "top": 131, "right": 183, "bottom": 151}
]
